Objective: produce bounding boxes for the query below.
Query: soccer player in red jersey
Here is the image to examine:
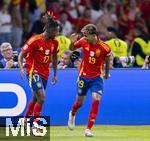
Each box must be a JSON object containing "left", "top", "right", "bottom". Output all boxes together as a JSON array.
[
  {"left": 68, "top": 24, "right": 112, "bottom": 137},
  {"left": 18, "top": 12, "right": 59, "bottom": 133}
]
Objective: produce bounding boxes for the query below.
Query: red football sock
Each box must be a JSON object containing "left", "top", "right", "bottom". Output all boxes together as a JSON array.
[
  {"left": 33, "top": 102, "right": 42, "bottom": 120},
  {"left": 87, "top": 100, "right": 100, "bottom": 129},
  {"left": 71, "top": 101, "right": 81, "bottom": 116},
  {"left": 25, "top": 101, "right": 35, "bottom": 117}
]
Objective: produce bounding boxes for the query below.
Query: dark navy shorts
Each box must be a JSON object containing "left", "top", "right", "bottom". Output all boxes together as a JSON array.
[
  {"left": 27, "top": 73, "right": 47, "bottom": 91},
  {"left": 77, "top": 75, "right": 104, "bottom": 96}
]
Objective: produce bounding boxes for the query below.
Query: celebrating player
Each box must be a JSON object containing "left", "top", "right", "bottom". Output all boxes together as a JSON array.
[
  {"left": 18, "top": 12, "right": 59, "bottom": 133},
  {"left": 68, "top": 24, "right": 112, "bottom": 137}
]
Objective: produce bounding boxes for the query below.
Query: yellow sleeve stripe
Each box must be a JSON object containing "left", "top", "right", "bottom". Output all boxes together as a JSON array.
[
  {"left": 99, "top": 40, "right": 110, "bottom": 52},
  {"left": 29, "top": 61, "right": 34, "bottom": 88},
  {"left": 99, "top": 65, "right": 103, "bottom": 77},
  {"left": 27, "top": 34, "right": 43, "bottom": 45},
  {"left": 79, "top": 62, "right": 84, "bottom": 76}
]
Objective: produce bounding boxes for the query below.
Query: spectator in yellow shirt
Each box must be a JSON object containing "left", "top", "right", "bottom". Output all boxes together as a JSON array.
[
  {"left": 105, "top": 27, "right": 128, "bottom": 57},
  {"left": 55, "top": 27, "right": 71, "bottom": 60},
  {"left": 105, "top": 27, "right": 129, "bottom": 68}
]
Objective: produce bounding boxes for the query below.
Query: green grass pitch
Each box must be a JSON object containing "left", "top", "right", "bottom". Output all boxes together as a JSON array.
[
  {"left": 51, "top": 125, "right": 150, "bottom": 141},
  {"left": 0, "top": 125, "right": 150, "bottom": 141}
]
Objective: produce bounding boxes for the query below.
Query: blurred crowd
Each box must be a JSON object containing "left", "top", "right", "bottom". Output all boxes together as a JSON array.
[{"left": 0, "top": 0, "right": 150, "bottom": 69}]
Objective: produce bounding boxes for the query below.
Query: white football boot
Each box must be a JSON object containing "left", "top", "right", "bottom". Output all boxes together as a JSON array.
[
  {"left": 84, "top": 129, "right": 94, "bottom": 137},
  {"left": 68, "top": 111, "right": 75, "bottom": 130}
]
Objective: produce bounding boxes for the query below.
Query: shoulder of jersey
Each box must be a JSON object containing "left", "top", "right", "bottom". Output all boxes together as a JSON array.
[
  {"left": 99, "top": 39, "right": 111, "bottom": 51},
  {"left": 27, "top": 34, "right": 43, "bottom": 45},
  {"left": 99, "top": 39, "right": 109, "bottom": 47},
  {"left": 52, "top": 39, "right": 59, "bottom": 45}
]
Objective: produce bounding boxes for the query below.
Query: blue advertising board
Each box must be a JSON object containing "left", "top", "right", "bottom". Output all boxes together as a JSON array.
[{"left": 0, "top": 69, "right": 150, "bottom": 125}]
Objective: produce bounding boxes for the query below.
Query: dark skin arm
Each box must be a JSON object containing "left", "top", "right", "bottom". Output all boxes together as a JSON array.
[
  {"left": 51, "top": 54, "right": 58, "bottom": 84},
  {"left": 18, "top": 51, "right": 25, "bottom": 79}
]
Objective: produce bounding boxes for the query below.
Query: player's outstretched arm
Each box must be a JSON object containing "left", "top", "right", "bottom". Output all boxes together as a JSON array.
[{"left": 18, "top": 51, "right": 25, "bottom": 79}]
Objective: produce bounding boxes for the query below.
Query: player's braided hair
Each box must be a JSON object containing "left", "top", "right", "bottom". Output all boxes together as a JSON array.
[{"left": 44, "top": 11, "right": 59, "bottom": 30}]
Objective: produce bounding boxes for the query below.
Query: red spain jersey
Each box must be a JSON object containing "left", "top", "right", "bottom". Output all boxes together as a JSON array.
[
  {"left": 21, "top": 34, "right": 59, "bottom": 80},
  {"left": 74, "top": 37, "right": 111, "bottom": 78}
]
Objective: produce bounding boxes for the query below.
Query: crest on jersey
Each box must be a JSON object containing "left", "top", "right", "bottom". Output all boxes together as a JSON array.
[
  {"left": 45, "top": 50, "right": 50, "bottom": 55},
  {"left": 90, "top": 51, "right": 95, "bottom": 57},
  {"left": 96, "top": 49, "right": 101, "bottom": 57},
  {"left": 38, "top": 47, "right": 43, "bottom": 51},
  {"left": 85, "top": 47, "right": 89, "bottom": 51}
]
